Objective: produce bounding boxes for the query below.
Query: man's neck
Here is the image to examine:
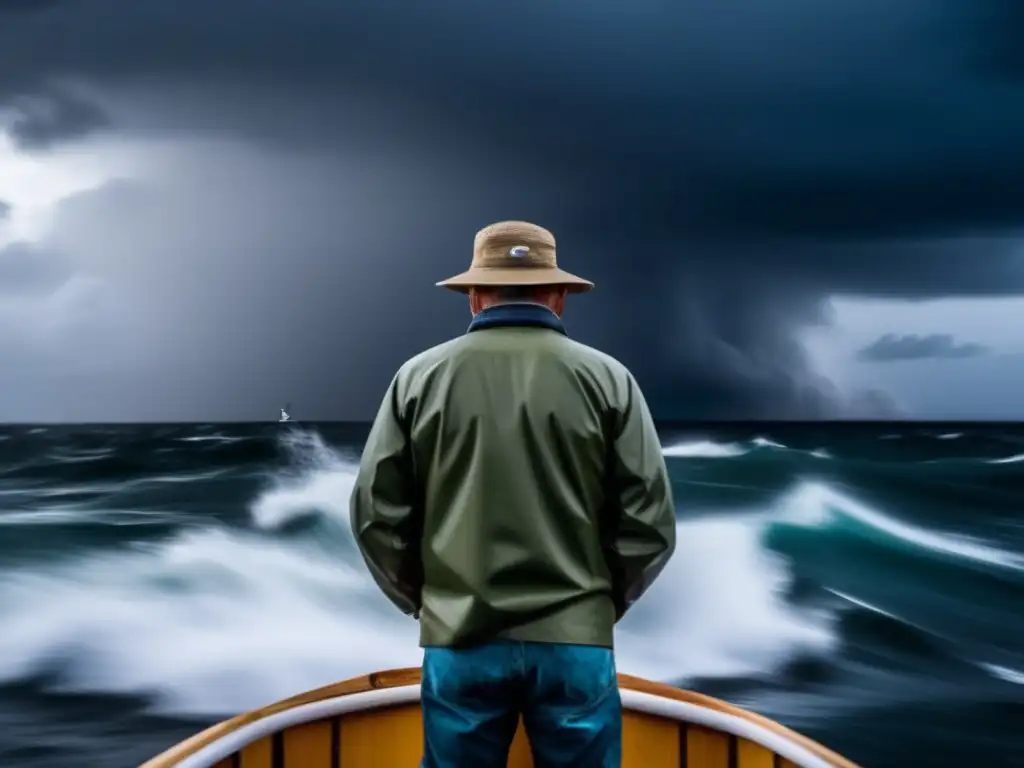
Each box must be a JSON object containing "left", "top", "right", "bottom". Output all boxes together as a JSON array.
[
  {"left": 467, "top": 302, "right": 567, "bottom": 335},
  {"left": 482, "top": 300, "right": 559, "bottom": 315}
]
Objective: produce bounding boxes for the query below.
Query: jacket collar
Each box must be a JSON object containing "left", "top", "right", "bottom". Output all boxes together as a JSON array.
[{"left": 467, "top": 303, "right": 567, "bottom": 336}]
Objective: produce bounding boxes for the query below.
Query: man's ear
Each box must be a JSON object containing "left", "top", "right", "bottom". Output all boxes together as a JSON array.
[{"left": 551, "top": 288, "right": 568, "bottom": 317}]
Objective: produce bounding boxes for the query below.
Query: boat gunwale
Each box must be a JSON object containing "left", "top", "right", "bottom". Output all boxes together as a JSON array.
[{"left": 140, "top": 667, "right": 861, "bottom": 768}]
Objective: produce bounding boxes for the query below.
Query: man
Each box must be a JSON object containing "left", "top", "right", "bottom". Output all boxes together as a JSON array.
[{"left": 350, "top": 220, "right": 676, "bottom": 768}]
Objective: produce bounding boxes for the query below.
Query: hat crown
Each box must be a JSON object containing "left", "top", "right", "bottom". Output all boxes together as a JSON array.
[
  {"left": 472, "top": 221, "right": 557, "bottom": 270},
  {"left": 435, "top": 219, "right": 592, "bottom": 293}
]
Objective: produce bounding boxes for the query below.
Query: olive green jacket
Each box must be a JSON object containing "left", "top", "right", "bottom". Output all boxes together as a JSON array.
[{"left": 350, "top": 303, "right": 676, "bottom": 648}]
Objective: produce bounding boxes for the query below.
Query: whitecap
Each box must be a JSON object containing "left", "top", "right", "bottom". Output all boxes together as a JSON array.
[
  {"left": 988, "top": 453, "right": 1024, "bottom": 465},
  {"left": 776, "top": 481, "right": 1024, "bottom": 572},
  {"left": 662, "top": 440, "right": 747, "bottom": 458},
  {"left": 980, "top": 663, "right": 1024, "bottom": 685},
  {"left": 0, "top": 426, "right": 838, "bottom": 715}
]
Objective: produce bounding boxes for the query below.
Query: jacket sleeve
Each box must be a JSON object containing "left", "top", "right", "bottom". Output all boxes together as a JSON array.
[
  {"left": 605, "top": 374, "right": 677, "bottom": 621},
  {"left": 350, "top": 375, "right": 423, "bottom": 617}
]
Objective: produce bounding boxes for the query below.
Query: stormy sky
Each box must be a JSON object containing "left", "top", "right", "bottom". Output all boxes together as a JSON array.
[
  {"left": 856, "top": 333, "right": 990, "bottom": 363},
  {"left": 1, "top": 0, "right": 1023, "bottom": 421}
]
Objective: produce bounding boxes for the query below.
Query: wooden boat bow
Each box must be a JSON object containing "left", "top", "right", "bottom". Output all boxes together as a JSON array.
[{"left": 141, "top": 667, "right": 862, "bottom": 768}]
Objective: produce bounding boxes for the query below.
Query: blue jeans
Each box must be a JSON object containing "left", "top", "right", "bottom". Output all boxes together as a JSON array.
[{"left": 420, "top": 640, "right": 621, "bottom": 768}]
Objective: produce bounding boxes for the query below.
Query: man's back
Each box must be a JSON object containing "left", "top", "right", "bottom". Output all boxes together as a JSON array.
[
  {"left": 407, "top": 323, "right": 635, "bottom": 647},
  {"left": 353, "top": 306, "right": 676, "bottom": 648}
]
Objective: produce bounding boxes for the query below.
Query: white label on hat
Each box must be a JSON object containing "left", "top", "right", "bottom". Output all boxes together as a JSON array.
[{"left": 509, "top": 245, "right": 530, "bottom": 258}]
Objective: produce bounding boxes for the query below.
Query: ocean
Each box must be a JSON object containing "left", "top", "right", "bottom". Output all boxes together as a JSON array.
[{"left": 0, "top": 423, "right": 1021, "bottom": 768}]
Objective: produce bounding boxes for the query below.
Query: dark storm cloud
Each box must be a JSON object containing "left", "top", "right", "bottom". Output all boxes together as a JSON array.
[
  {"left": 6, "top": 86, "right": 109, "bottom": 150},
  {"left": 856, "top": 333, "right": 991, "bottom": 363},
  {"left": 7, "top": 0, "right": 1024, "bottom": 239},
  {"left": 957, "top": 1, "right": 1024, "bottom": 82},
  {"left": 0, "top": 0, "right": 64, "bottom": 12},
  {"left": 1, "top": 0, "right": 1024, "bottom": 419}
]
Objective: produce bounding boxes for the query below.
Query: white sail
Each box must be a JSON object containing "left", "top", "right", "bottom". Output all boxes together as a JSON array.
[{"left": 279, "top": 408, "right": 291, "bottom": 422}]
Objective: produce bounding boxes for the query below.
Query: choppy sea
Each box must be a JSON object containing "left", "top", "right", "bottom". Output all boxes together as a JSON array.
[{"left": 0, "top": 423, "right": 1022, "bottom": 768}]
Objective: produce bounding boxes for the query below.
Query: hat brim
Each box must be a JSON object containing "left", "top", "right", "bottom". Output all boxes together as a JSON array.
[{"left": 436, "top": 267, "right": 594, "bottom": 294}]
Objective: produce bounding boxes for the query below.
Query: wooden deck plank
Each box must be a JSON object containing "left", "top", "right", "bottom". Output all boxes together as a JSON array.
[
  {"left": 687, "top": 726, "right": 730, "bottom": 768},
  {"left": 239, "top": 737, "right": 272, "bottom": 768},
  {"left": 737, "top": 739, "right": 775, "bottom": 768},
  {"left": 282, "top": 719, "right": 332, "bottom": 767},
  {"left": 338, "top": 704, "right": 422, "bottom": 767},
  {"left": 618, "top": 674, "right": 858, "bottom": 768},
  {"left": 621, "top": 712, "right": 681, "bottom": 766}
]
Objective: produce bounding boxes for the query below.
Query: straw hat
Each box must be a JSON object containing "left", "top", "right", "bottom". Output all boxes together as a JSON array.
[{"left": 436, "top": 220, "right": 594, "bottom": 293}]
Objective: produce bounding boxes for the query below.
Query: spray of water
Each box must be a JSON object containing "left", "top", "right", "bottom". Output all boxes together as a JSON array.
[{"left": 0, "top": 429, "right": 845, "bottom": 715}]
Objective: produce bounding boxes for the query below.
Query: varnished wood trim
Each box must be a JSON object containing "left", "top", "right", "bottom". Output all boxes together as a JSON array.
[
  {"left": 727, "top": 735, "right": 738, "bottom": 768},
  {"left": 678, "top": 724, "right": 688, "bottom": 768},
  {"left": 330, "top": 718, "right": 341, "bottom": 768},
  {"left": 139, "top": 669, "right": 420, "bottom": 768},
  {"left": 616, "top": 674, "right": 858, "bottom": 768},
  {"left": 139, "top": 666, "right": 860, "bottom": 768},
  {"left": 270, "top": 733, "right": 283, "bottom": 768}
]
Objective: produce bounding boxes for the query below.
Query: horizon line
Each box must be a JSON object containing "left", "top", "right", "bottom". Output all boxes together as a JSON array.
[{"left": 0, "top": 419, "right": 1021, "bottom": 428}]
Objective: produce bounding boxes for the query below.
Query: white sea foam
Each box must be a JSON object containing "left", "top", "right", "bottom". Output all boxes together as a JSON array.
[
  {"left": 249, "top": 429, "right": 357, "bottom": 530},
  {"left": 2, "top": 428, "right": 1018, "bottom": 718},
  {"left": 775, "top": 481, "right": 1024, "bottom": 572},
  {"left": 614, "top": 517, "right": 835, "bottom": 681},
  {"left": 988, "top": 453, "right": 1024, "bottom": 465},
  {"left": 0, "top": 427, "right": 837, "bottom": 715},
  {"left": 981, "top": 663, "right": 1024, "bottom": 685},
  {"left": 661, "top": 440, "right": 747, "bottom": 458},
  {"left": 661, "top": 436, "right": 788, "bottom": 459}
]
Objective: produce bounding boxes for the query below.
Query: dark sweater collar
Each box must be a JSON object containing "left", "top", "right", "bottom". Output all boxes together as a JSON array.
[{"left": 467, "top": 303, "right": 567, "bottom": 336}]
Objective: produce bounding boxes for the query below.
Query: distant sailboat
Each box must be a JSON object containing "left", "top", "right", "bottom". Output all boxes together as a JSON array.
[{"left": 279, "top": 403, "right": 292, "bottom": 423}]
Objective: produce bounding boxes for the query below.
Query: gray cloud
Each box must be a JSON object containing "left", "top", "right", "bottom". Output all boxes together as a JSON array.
[
  {"left": 0, "top": 0, "right": 1022, "bottom": 419},
  {"left": 846, "top": 388, "right": 905, "bottom": 418},
  {"left": 0, "top": 241, "right": 72, "bottom": 297},
  {"left": 6, "top": 86, "right": 109, "bottom": 150},
  {"left": 5, "top": 1, "right": 1024, "bottom": 239},
  {"left": 0, "top": 200, "right": 9, "bottom": 220},
  {"left": 856, "top": 333, "right": 991, "bottom": 363}
]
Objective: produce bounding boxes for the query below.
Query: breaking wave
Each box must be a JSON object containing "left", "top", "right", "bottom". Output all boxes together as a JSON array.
[{"left": 0, "top": 426, "right": 1020, "bottom": 724}]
